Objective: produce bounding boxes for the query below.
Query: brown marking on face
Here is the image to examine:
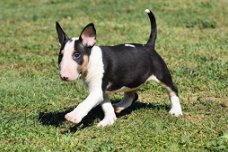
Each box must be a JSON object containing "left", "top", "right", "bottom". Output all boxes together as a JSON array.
[
  {"left": 61, "top": 49, "right": 64, "bottom": 54},
  {"left": 78, "top": 55, "right": 89, "bottom": 77}
]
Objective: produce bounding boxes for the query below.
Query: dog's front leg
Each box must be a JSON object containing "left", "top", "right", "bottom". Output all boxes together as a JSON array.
[
  {"left": 97, "top": 96, "right": 117, "bottom": 127},
  {"left": 65, "top": 90, "right": 103, "bottom": 124}
]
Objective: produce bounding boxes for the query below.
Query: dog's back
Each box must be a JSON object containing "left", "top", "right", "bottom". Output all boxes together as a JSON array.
[{"left": 101, "top": 44, "right": 153, "bottom": 91}]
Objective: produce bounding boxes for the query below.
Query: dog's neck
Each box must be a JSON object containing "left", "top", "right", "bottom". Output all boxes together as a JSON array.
[{"left": 82, "top": 46, "right": 104, "bottom": 88}]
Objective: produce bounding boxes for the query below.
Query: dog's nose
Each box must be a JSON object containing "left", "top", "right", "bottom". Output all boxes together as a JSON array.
[
  {"left": 60, "top": 70, "right": 71, "bottom": 81},
  {"left": 60, "top": 75, "right": 69, "bottom": 81}
]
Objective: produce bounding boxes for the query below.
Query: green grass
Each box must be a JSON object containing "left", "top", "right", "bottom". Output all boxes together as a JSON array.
[{"left": 0, "top": 0, "right": 227, "bottom": 151}]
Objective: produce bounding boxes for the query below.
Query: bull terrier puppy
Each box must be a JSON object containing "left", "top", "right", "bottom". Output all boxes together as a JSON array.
[{"left": 55, "top": 9, "right": 183, "bottom": 127}]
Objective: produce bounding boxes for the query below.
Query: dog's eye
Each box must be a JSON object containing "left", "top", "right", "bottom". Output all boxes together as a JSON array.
[{"left": 73, "top": 53, "right": 81, "bottom": 59}]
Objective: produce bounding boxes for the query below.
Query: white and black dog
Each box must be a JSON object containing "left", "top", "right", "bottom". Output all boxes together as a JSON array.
[{"left": 55, "top": 9, "right": 183, "bottom": 127}]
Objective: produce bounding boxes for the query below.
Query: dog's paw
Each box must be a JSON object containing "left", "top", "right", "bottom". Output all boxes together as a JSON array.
[
  {"left": 97, "top": 115, "right": 117, "bottom": 127},
  {"left": 113, "top": 105, "right": 123, "bottom": 114},
  {"left": 169, "top": 107, "right": 183, "bottom": 117},
  {"left": 65, "top": 112, "right": 82, "bottom": 124}
]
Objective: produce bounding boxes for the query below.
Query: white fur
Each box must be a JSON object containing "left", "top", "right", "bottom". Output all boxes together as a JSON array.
[
  {"left": 72, "top": 37, "right": 79, "bottom": 40},
  {"left": 65, "top": 90, "right": 103, "bottom": 123},
  {"left": 60, "top": 38, "right": 79, "bottom": 80},
  {"left": 65, "top": 46, "right": 105, "bottom": 124},
  {"left": 85, "top": 46, "right": 104, "bottom": 92},
  {"left": 107, "top": 74, "right": 159, "bottom": 93},
  {"left": 168, "top": 90, "right": 183, "bottom": 116},
  {"left": 106, "top": 83, "right": 140, "bottom": 93},
  {"left": 106, "top": 86, "right": 138, "bottom": 93},
  {"left": 145, "top": 9, "right": 150, "bottom": 14},
  {"left": 169, "top": 95, "right": 182, "bottom": 116},
  {"left": 106, "top": 82, "right": 132, "bottom": 93},
  {"left": 106, "top": 82, "right": 112, "bottom": 89},
  {"left": 146, "top": 75, "right": 160, "bottom": 83},
  {"left": 125, "top": 44, "right": 135, "bottom": 48},
  {"left": 147, "top": 75, "right": 183, "bottom": 116},
  {"left": 98, "top": 99, "right": 117, "bottom": 127}
]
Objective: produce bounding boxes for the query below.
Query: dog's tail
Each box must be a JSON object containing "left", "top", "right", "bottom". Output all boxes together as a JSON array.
[{"left": 145, "top": 9, "right": 157, "bottom": 48}]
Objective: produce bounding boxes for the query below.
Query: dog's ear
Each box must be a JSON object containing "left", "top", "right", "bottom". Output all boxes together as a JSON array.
[
  {"left": 79, "top": 23, "right": 96, "bottom": 47},
  {"left": 56, "top": 22, "right": 69, "bottom": 46}
]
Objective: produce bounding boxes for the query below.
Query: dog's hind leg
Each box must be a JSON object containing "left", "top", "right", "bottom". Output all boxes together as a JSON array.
[
  {"left": 148, "top": 74, "right": 183, "bottom": 116},
  {"left": 163, "top": 80, "right": 183, "bottom": 117},
  {"left": 97, "top": 96, "right": 117, "bottom": 127},
  {"left": 113, "top": 91, "right": 138, "bottom": 113}
]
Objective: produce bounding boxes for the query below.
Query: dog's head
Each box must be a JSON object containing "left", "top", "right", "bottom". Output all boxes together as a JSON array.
[{"left": 56, "top": 22, "right": 96, "bottom": 81}]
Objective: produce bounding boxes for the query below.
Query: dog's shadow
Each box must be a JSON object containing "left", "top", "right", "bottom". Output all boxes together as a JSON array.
[{"left": 38, "top": 100, "right": 169, "bottom": 133}]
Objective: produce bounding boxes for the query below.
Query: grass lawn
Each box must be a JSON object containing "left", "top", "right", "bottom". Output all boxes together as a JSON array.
[{"left": 0, "top": 0, "right": 227, "bottom": 151}]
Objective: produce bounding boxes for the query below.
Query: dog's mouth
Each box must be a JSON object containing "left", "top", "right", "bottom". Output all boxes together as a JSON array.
[{"left": 78, "top": 72, "right": 82, "bottom": 78}]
